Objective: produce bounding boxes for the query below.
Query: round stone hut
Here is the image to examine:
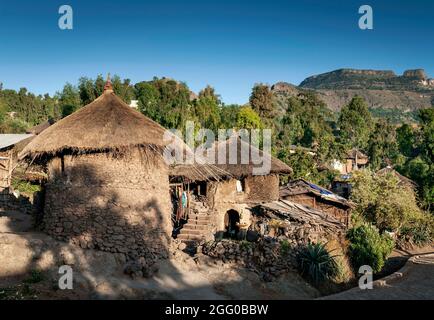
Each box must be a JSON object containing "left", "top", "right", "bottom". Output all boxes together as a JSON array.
[{"left": 19, "top": 80, "right": 178, "bottom": 262}]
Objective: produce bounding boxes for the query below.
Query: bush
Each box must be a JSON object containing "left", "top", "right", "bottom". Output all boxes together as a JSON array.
[
  {"left": 23, "top": 270, "right": 44, "bottom": 284},
  {"left": 399, "top": 215, "right": 434, "bottom": 247},
  {"left": 347, "top": 224, "right": 394, "bottom": 273},
  {"left": 297, "top": 242, "right": 339, "bottom": 284},
  {"left": 350, "top": 170, "right": 434, "bottom": 245},
  {"left": 11, "top": 178, "right": 41, "bottom": 195},
  {"left": 280, "top": 239, "right": 291, "bottom": 255}
]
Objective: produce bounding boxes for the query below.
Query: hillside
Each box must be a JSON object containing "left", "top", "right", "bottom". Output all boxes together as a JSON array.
[{"left": 271, "top": 69, "right": 434, "bottom": 121}]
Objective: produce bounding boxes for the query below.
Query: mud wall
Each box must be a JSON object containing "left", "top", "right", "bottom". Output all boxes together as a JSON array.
[
  {"left": 207, "top": 174, "right": 280, "bottom": 233},
  {"left": 43, "top": 149, "right": 172, "bottom": 263}
]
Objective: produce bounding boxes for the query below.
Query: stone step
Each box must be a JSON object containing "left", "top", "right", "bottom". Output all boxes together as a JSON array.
[
  {"left": 183, "top": 224, "right": 208, "bottom": 231},
  {"left": 177, "top": 234, "right": 204, "bottom": 241},
  {"left": 179, "top": 229, "right": 203, "bottom": 235},
  {"left": 188, "top": 214, "right": 211, "bottom": 220}
]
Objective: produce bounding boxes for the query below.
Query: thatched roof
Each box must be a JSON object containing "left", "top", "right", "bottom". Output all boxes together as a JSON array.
[
  {"left": 346, "top": 149, "right": 369, "bottom": 160},
  {"left": 169, "top": 163, "right": 231, "bottom": 182},
  {"left": 280, "top": 179, "right": 353, "bottom": 208},
  {"left": 18, "top": 84, "right": 229, "bottom": 182},
  {"left": 204, "top": 136, "right": 292, "bottom": 178},
  {"left": 19, "top": 90, "right": 171, "bottom": 159},
  {"left": 376, "top": 166, "right": 417, "bottom": 189},
  {"left": 26, "top": 119, "right": 55, "bottom": 135}
]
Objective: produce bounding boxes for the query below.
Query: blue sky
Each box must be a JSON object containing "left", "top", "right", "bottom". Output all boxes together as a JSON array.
[{"left": 0, "top": 0, "right": 433, "bottom": 104}]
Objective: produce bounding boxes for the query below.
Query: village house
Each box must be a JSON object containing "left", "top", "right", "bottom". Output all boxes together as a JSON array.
[
  {"left": 170, "top": 136, "right": 293, "bottom": 243},
  {"left": 18, "top": 78, "right": 217, "bottom": 265},
  {"left": 279, "top": 179, "right": 353, "bottom": 226},
  {"left": 0, "top": 134, "right": 34, "bottom": 192},
  {"left": 331, "top": 149, "right": 369, "bottom": 174},
  {"left": 376, "top": 166, "right": 417, "bottom": 189}
]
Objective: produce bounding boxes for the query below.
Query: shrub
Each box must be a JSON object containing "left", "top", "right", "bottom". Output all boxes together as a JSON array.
[
  {"left": 347, "top": 224, "right": 394, "bottom": 273},
  {"left": 399, "top": 215, "right": 434, "bottom": 247},
  {"left": 297, "top": 242, "right": 339, "bottom": 284},
  {"left": 280, "top": 239, "right": 291, "bottom": 255},
  {"left": 23, "top": 270, "right": 44, "bottom": 284},
  {"left": 11, "top": 178, "right": 41, "bottom": 195},
  {"left": 350, "top": 170, "right": 434, "bottom": 245}
]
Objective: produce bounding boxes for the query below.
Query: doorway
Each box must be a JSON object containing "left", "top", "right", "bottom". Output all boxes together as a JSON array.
[{"left": 225, "top": 209, "right": 240, "bottom": 239}]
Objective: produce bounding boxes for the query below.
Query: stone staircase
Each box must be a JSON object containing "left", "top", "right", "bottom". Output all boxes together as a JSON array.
[{"left": 176, "top": 200, "right": 212, "bottom": 245}]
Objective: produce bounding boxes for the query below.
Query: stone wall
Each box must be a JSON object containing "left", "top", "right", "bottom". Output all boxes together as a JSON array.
[
  {"left": 206, "top": 175, "right": 280, "bottom": 234},
  {"left": 43, "top": 149, "right": 172, "bottom": 265}
]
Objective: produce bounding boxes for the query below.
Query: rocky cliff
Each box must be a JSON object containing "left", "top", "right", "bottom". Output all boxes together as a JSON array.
[
  {"left": 271, "top": 69, "right": 434, "bottom": 118},
  {"left": 299, "top": 68, "right": 434, "bottom": 91}
]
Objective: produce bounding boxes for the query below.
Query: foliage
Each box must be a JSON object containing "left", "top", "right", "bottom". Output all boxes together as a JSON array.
[
  {"left": 338, "top": 96, "right": 373, "bottom": 150},
  {"left": 135, "top": 77, "right": 193, "bottom": 130},
  {"left": 399, "top": 215, "right": 434, "bottom": 247},
  {"left": 249, "top": 84, "right": 274, "bottom": 118},
  {"left": 367, "top": 119, "right": 399, "bottom": 170},
  {"left": 193, "top": 85, "right": 222, "bottom": 132},
  {"left": 23, "top": 270, "right": 44, "bottom": 284},
  {"left": 58, "top": 83, "right": 81, "bottom": 118},
  {"left": 236, "top": 106, "right": 262, "bottom": 130},
  {"left": 346, "top": 223, "right": 394, "bottom": 273},
  {"left": 297, "top": 242, "right": 339, "bottom": 284},
  {"left": 396, "top": 108, "right": 434, "bottom": 211},
  {"left": 350, "top": 170, "right": 433, "bottom": 245},
  {"left": 11, "top": 178, "right": 41, "bottom": 195},
  {"left": 280, "top": 239, "right": 291, "bottom": 255}
]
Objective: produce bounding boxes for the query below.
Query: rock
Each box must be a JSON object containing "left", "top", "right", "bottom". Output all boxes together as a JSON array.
[{"left": 246, "top": 230, "right": 259, "bottom": 242}]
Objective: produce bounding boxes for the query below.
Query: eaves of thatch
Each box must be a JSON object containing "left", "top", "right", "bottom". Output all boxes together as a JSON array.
[
  {"left": 204, "top": 136, "right": 293, "bottom": 179},
  {"left": 19, "top": 88, "right": 173, "bottom": 160}
]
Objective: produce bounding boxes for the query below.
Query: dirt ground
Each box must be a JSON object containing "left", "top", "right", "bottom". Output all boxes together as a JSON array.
[
  {"left": 2, "top": 207, "right": 432, "bottom": 300},
  {"left": 322, "top": 253, "right": 434, "bottom": 300},
  {"left": 0, "top": 208, "right": 319, "bottom": 300}
]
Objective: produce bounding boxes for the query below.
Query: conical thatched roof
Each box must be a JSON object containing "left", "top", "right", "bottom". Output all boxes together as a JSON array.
[
  {"left": 18, "top": 86, "right": 229, "bottom": 181},
  {"left": 19, "top": 90, "right": 170, "bottom": 159},
  {"left": 204, "top": 136, "right": 292, "bottom": 178}
]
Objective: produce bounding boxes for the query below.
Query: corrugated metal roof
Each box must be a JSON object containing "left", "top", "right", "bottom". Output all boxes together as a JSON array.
[{"left": 0, "top": 134, "right": 34, "bottom": 150}]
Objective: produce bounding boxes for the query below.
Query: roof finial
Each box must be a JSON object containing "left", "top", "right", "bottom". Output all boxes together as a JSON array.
[{"left": 104, "top": 73, "right": 113, "bottom": 92}]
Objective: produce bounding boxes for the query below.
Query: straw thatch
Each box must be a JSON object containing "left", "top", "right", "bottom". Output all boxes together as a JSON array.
[
  {"left": 26, "top": 119, "right": 55, "bottom": 135},
  {"left": 19, "top": 90, "right": 170, "bottom": 159},
  {"left": 169, "top": 163, "right": 230, "bottom": 181},
  {"left": 204, "top": 136, "right": 292, "bottom": 178},
  {"left": 376, "top": 166, "right": 417, "bottom": 189},
  {"left": 18, "top": 88, "right": 229, "bottom": 182}
]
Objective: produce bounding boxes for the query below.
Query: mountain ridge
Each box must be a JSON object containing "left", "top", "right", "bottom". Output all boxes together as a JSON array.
[{"left": 270, "top": 68, "right": 434, "bottom": 120}]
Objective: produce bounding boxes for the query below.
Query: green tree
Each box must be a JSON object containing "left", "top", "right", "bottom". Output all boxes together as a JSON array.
[
  {"left": 58, "top": 83, "right": 81, "bottom": 118},
  {"left": 249, "top": 84, "right": 274, "bottom": 118},
  {"left": 193, "top": 86, "right": 222, "bottom": 132},
  {"left": 396, "top": 123, "right": 416, "bottom": 157},
  {"left": 368, "top": 119, "right": 399, "bottom": 170},
  {"left": 236, "top": 106, "right": 262, "bottom": 129},
  {"left": 338, "top": 96, "right": 373, "bottom": 150}
]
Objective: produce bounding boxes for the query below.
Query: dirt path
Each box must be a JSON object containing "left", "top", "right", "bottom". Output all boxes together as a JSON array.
[
  {"left": 322, "top": 253, "right": 434, "bottom": 300},
  {"left": 0, "top": 207, "right": 319, "bottom": 300}
]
